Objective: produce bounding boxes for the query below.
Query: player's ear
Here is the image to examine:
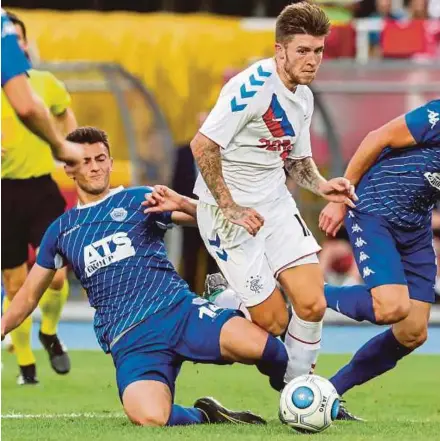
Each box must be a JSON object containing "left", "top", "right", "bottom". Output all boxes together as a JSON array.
[
  {"left": 275, "top": 42, "right": 286, "bottom": 61},
  {"left": 64, "top": 163, "right": 76, "bottom": 180},
  {"left": 109, "top": 156, "right": 114, "bottom": 171}
]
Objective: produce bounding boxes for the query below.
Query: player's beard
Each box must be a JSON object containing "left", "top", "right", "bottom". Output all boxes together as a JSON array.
[{"left": 284, "top": 52, "right": 314, "bottom": 86}]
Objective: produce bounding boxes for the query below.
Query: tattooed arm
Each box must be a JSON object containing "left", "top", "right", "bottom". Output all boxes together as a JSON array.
[
  {"left": 285, "top": 157, "right": 357, "bottom": 207},
  {"left": 190, "top": 132, "right": 236, "bottom": 210},
  {"left": 190, "top": 132, "right": 264, "bottom": 236},
  {"left": 285, "top": 157, "right": 327, "bottom": 196}
]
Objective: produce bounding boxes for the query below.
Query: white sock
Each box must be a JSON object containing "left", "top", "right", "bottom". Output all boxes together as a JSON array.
[
  {"left": 284, "top": 310, "right": 323, "bottom": 383},
  {"left": 211, "top": 288, "right": 251, "bottom": 320}
]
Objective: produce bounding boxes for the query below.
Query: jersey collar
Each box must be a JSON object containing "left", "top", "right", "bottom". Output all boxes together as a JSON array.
[{"left": 76, "top": 186, "right": 124, "bottom": 210}]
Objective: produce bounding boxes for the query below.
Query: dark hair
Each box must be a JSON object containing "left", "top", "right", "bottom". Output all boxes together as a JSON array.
[
  {"left": 275, "top": 1, "right": 331, "bottom": 43},
  {"left": 66, "top": 127, "right": 111, "bottom": 154},
  {"left": 6, "top": 11, "right": 27, "bottom": 42}
]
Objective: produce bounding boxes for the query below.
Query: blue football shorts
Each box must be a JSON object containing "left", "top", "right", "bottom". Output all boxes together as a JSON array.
[{"left": 345, "top": 209, "right": 436, "bottom": 303}]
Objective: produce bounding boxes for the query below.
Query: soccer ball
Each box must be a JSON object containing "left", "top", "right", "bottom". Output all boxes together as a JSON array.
[{"left": 279, "top": 374, "right": 340, "bottom": 433}]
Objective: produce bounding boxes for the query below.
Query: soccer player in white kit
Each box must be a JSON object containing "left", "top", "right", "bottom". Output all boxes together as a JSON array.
[{"left": 190, "top": 2, "right": 357, "bottom": 382}]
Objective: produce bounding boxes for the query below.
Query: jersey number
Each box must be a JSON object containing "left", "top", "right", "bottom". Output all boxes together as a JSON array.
[{"left": 198, "top": 303, "right": 220, "bottom": 319}]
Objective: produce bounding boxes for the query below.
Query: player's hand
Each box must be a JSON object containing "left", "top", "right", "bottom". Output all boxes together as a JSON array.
[
  {"left": 142, "top": 185, "right": 184, "bottom": 214},
  {"left": 318, "top": 178, "right": 358, "bottom": 208},
  {"left": 222, "top": 204, "right": 264, "bottom": 236},
  {"left": 319, "top": 202, "right": 347, "bottom": 237},
  {"left": 56, "top": 140, "right": 83, "bottom": 166}
]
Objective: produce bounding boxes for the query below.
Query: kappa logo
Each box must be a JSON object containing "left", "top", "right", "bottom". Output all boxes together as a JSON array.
[
  {"left": 110, "top": 207, "right": 128, "bottom": 222},
  {"left": 427, "top": 109, "right": 439, "bottom": 129},
  {"left": 425, "top": 172, "right": 440, "bottom": 191}
]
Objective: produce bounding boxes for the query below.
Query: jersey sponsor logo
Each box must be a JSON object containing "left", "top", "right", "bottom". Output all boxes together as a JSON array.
[
  {"left": 83, "top": 232, "right": 135, "bottom": 277},
  {"left": 230, "top": 64, "right": 272, "bottom": 113},
  {"left": 110, "top": 207, "right": 128, "bottom": 222},
  {"left": 258, "top": 138, "right": 293, "bottom": 159},
  {"left": 262, "top": 94, "right": 295, "bottom": 138},
  {"left": 425, "top": 172, "right": 440, "bottom": 191},
  {"left": 427, "top": 109, "right": 439, "bottom": 129}
]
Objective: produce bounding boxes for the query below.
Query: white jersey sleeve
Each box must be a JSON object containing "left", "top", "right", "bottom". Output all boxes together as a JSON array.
[
  {"left": 199, "top": 78, "right": 256, "bottom": 149},
  {"left": 287, "top": 87, "right": 313, "bottom": 159}
]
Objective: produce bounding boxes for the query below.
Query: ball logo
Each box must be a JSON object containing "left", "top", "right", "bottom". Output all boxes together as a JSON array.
[{"left": 110, "top": 207, "right": 128, "bottom": 222}]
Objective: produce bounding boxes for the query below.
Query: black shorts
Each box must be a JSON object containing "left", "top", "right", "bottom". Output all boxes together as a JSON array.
[{"left": 1, "top": 175, "right": 66, "bottom": 270}]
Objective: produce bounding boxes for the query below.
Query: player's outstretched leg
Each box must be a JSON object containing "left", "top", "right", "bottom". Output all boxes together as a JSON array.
[
  {"left": 330, "top": 300, "right": 430, "bottom": 421},
  {"left": 122, "top": 380, "right": 266, "bottom": 426},
  {"left": 219, "top": 315, "right": 289, "bottom": 392},
  {"left": 38, "top": 270, "right": 70, "bottom": 374}
]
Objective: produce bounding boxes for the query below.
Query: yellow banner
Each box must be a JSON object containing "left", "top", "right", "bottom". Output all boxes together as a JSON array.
[{"left": 10, "top": 10, "right": 274, "bottom": 145}]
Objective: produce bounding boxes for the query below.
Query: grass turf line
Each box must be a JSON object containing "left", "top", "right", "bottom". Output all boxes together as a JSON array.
[{"left": 2, "top": 351, "right": 440, "bottom": 441}]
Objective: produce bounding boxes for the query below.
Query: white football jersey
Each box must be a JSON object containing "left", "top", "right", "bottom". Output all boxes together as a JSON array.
[{"left": 194, "top": 57, "right": 314, "bottom": 207}]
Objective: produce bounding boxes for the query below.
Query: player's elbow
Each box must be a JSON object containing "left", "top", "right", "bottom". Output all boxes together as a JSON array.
[{"left": 15, "top": 99, "right": 38, "bottom": 120}]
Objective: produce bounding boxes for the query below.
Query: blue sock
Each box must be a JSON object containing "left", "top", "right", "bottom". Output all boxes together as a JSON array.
[
  {"left": 330, "top": 328, "right": 413, "bottom": 396},
  {"left": 324, "top": 284, "right": 376, "bottom": 323},
  {"left": 256, "top": 334, "right": 288, "bottom": 391},
  {"left": 166, "top": 405, "right": 205, "bottom": 426}
]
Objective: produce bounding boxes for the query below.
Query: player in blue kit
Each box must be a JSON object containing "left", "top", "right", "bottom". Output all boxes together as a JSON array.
[
  {"left": 1, "top": 126, "right": 289, "bottom": 427},
  {"left": 319, "top": 99, "right": 440, "bottom": 420}
]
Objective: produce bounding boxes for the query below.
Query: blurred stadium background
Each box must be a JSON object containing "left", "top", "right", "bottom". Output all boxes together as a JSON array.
[{"left": 2, "top": 0, "right": 440, "bottom": 345}]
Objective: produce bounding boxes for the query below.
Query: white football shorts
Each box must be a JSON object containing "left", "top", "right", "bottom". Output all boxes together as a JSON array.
[{"left": 197, "top": 195, "right": 321, "bottom": 307}]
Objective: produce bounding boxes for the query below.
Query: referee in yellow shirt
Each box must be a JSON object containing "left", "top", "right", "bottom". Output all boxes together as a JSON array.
[{"left": 2, "top": 12, "right": 76, "bottom": 385}]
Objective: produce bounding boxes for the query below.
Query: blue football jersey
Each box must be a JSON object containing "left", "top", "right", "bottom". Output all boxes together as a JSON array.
[
  {"left": 1, "top": 9, "right": 30, "bottom": 87},
  {"left": 355, "top": 100, "right": 440, "bottom": 229},
  {"left": 37, "top": 186, "right": 192, "bottom": 352}
]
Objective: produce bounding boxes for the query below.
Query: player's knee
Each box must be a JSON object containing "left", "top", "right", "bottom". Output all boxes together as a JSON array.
[
  {"left": 50, "top": 273, "right": 65, "bottom": 291},
  {"left": 127, "top": 408, "right": 169, "bottom": 427},
  {"left": 294, "top": 296, "right": 326, "bottom": 322},
  {"left": 375, "top": 300, "right": 410, "bottom": 325},
  {"left": 3, "top": 273, "right": 27, "bottom": 298},
  {"left": 395, "top": 325, "right": 428, "bottom": 350},
  {"left": 253, "top": 309, "right": 288, "bottom": 336}
]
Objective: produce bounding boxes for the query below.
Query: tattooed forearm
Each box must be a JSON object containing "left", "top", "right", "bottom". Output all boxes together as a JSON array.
[
  {"left": 190, "top": 132, "right": 236, "bottom": 209},
  {"left": 285, "top": 157, "right": 327, "bottom": 195}
]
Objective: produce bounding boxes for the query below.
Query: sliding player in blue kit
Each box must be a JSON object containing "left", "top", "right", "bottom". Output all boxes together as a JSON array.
[
  {"left": 1, "top": 127, "right": 289, "bottom": 427},
  {"left": 319, "top": 99, "right": 440, "bottom": 420}
]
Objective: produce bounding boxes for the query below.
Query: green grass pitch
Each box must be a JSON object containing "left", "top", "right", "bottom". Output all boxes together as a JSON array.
[{"left": 2, "top": 351, "right": 440, "bottom": 441}]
